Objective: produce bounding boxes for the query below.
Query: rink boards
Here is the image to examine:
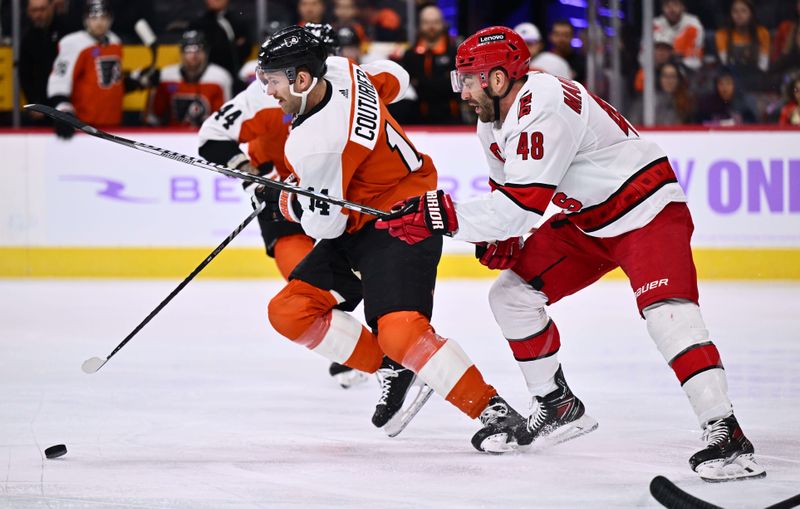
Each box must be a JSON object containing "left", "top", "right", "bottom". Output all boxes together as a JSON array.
[{"left": 0, "top": 128, "right": 798, "bottom": 279}]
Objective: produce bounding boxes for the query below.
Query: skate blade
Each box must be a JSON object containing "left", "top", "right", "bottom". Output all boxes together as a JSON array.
[
  {"left": 696, "top": 454, "right": 767, "bottom": 483},
  {"left": 480, "top": 433, "right": 524, "bottom": 454},
  {"left": 333, "top": 369, "right": 369, "bottom": 389},
  {"left": 534, "top": 414, "right": 599, "bottom": 449},
  {"left": 383, "top": 381, "right": 434, "bottom": 438}
]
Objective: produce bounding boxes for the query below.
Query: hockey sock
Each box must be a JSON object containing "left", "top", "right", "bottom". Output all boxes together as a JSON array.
[
  {"left": 489, "top": 271, "right": 560, "bottom": 397},
  {"left": 644, "top": 300, "right": 733, "bottom": 425},
  {"left": 377, "top": 311, "right": 497, "bottom": 419},
  {"left": 273, "top": 234, "right": 315, "bottom": 280},
  {"left": 269, "top": 280, "right": 383, "bottom": 373}
]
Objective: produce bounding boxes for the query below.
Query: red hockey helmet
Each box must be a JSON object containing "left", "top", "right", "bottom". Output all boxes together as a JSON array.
[{"left": 451, "top": 26, "right": 531, "bottom": 93}]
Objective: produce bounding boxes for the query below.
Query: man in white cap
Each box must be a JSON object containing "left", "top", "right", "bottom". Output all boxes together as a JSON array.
[{"left": 514, "top": 22, "right": 572, "bottom": 79}]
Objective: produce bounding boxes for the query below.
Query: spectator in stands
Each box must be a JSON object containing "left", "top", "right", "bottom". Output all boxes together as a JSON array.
[
  {"left": 715, "top": 0, "right": 769, "bottom": 87},
  {"left": 549, "top": 19, "right": 585, "bottom": 82},
  {"left": 653, "top": 0, "right": 704, "bottom": 70},
  {"left": 633, "top": 32, "right": 675, "bottom": 93},
  {"left": 333, "top": 0, "right": 366, "bottom": 44},
  {"left": 337, "top": 25, "right": 363, "bottom": 63},
  {"left": 20, "top": 0, "right": 66, "bottom": 124},
  {"left": 298, "top": 0, "right": 326, "bottom": 25},
  {"left": 514, "top": 22, "right": 572, "bottom": 79},
  {"left": 397, "top": 4, "right": 459, "bottom": 124},
  {"left": 778, "top": 75, "right": 800, "bottom": 126},
  {"left": 773, "top": 9, "right": 800, "bottom": 74},
  {"left": 696, "top": 70, "right": 758, "bottom": 125},
  {"left": 630, "top": 62, "right": 695, "bottom": 125},
  {"left": 145, "top": 30, "right": 232, "bottom": 127},
  {"left": 362, "top": 2, "right": 403, "bottom": 42},
  {"left": 190, "top": 0, "right": 252, "bottom": 88},
  {"left": 772, "top": 0, "right": 800, "bottom": 64}
]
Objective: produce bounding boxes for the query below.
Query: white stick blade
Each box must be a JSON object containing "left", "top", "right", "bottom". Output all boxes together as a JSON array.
[
  {"left": 81, "top": 357, "right": 107, "bottom": 374},
  {"left": 134, "top": 19, "right": 157, "bottom": 47}
]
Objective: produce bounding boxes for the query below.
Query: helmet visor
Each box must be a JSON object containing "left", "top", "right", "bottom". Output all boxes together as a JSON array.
[{"left": 451, "top": 70, "right": 483, "bottom": 94}]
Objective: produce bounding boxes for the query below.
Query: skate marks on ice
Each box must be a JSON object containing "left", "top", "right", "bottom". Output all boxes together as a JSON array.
[{"left": 0, "top": 279, "right": 799, "bottom": 507}]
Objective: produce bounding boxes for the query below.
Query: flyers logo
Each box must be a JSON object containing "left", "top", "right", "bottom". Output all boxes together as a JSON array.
[
  {"left": 518, "top": 92, "right": 532, "bottom": 120},
  {"left": 95, "top": 56, "right": 121, "bottom": 88}
]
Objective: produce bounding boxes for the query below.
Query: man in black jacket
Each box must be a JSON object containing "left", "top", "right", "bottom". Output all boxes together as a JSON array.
[
  {"left": 190, "top": 0, "right": 252, "bottom": 90},
  {"left": 397, "top": 4, "right": 460, "bottom": 124},
  {"left": 20, "top": 0, "right": 65, "bottom": 124}
]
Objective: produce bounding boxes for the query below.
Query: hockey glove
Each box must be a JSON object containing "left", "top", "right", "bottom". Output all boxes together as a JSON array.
[
  {"left": 52, "top": 102, "right": 76, "bottom": 140},
  {"left": 249, "top": 178, "right": 303, "bottom": 223},
  {"left": 474, "top": 237, "right": 524, "bottom": 270},
  {"left": 375, "top": 190, "right": 458, "bottom": 245}
]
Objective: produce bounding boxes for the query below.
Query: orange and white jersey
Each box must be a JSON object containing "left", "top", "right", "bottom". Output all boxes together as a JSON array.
[
  {"left": 198, "top": 56, "right": 411, "bottom": 191},
  {"left": 147, "top": 63, "right": 232, "bottom": 127},
  {"left": 653, "top": 13, "right": 704, "bottom": 70},
  {"left": 198, "top": 78, "right": 293, "bottom": 175},
  {"left": 283, "top": 56, "right": 433, "bottom": 239},
  {"left": 453, "top": 72, "right": 685, "bottom": 242},
  {"left": 47, "top": 30, "right": 124, "bottom": 126}
]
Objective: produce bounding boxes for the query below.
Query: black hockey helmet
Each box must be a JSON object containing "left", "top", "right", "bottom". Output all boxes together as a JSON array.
[
  {"left": 180, "top": 30, "right": 207, "bottom": 52},
  {"left": 85, "top": 0, "right": 111, "bottom": 17},
  {"left": 257, "top": 25, "right": 328, "bottom": 83}
]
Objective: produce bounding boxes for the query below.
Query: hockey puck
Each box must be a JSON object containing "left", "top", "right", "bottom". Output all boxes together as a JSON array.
[{"left": 44, "top": 444, "right": 67, "bottom": 459}]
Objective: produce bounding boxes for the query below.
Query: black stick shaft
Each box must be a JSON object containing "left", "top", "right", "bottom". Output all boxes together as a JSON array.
[
  {"left": 25, "top": 103, "right": 390, "bottom": 218},
  {"left": 102, "top": 204, "right": 264, "bottom": 363}
]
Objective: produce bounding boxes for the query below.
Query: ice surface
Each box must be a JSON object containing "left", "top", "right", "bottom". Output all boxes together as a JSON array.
[{"left": 1, "top": 279, "right": 798, "bottom": 508}]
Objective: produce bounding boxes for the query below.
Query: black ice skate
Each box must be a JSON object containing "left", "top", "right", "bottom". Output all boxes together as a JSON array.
[
  {"left": 471, "top": 396, "right": 533, "bottom": 453},
  {"left": 372, "top": 357, "right": 433, "bottom": 437},
  {"left": 328, "top": 362, "right": 368, "bottom": 389},
  {"left": 526, "top": 366, "right": 598, "bottom": 447},
  {"left": 689, "top": 414, "right": 766, "bottom": 482}
]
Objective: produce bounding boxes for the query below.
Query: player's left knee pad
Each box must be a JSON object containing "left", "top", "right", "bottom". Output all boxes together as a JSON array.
[
  {"left": 644, "top": 299, "right": 731, "bottom": 424},
  {"left": 488, "top": 270, "right": 550, "bottom": 340},
  {"left": 268, "top": 279, "right": 338, "bottom": 340}
]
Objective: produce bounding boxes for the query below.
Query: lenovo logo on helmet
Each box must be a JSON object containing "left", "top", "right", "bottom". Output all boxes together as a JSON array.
[{"left": 478, "top": 33, "right": 506, "bottom": 44}]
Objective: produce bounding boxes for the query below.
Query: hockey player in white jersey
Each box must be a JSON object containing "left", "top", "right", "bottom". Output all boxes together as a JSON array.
[{"left": 377, "top": 26, "right": 764, "bottom": 481}]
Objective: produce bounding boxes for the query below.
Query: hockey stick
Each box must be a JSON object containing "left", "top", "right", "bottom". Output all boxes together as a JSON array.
[
  {"left": 650, "top": 476, "right": 800, "bottom": 509},
  {"left": 81, "top": 203, "right": 265, "bottom": 374},
  {"left": 25, "top": 104, "right": 390, "bottom": 218}
]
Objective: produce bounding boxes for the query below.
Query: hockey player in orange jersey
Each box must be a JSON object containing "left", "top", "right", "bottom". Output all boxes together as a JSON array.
[
  {"left": 46, "top": 0, "right": 152, "bottom": 139},
  {"left": 198, "top": 24, "right": 371, "bottom": 391},
  {"left": 253, "top": 25, "right": 533, "bottom": 452},
  {"left": 146, "top": 30, "right": 232, "bottom": 127}
]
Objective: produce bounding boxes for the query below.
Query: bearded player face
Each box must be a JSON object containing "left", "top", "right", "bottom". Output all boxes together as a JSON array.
[
  {"left": 259, "top": 70, "right": 301, "bottom": 115},
  {"left": 459, "top": 74, "right": 495, "bottom": 122}
]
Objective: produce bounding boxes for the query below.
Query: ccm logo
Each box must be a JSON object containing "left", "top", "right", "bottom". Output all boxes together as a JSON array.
[{"left": 634, "top": 278, "right": 669, "bottom": 298}]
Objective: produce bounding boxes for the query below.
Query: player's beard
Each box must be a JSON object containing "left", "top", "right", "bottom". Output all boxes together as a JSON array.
[{"left": 472, "top": 94, "right": 495, "bottom": 123}]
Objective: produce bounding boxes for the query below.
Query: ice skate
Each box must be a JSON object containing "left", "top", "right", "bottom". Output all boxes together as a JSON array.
[
  {"left": 471, "top": 396, "right": 533, "bottom": 453},
  {"left": 372, "top": 357, "right": 433, "bottom": 437},
  {"left": 690, "top": 414, "right": 766, "bottom": 482},
  {"left": 328, "top": 362, "right": 368, "bottom": 389},
  {"left": 526, "top": 366, "right": 598, "bottom": 447}
]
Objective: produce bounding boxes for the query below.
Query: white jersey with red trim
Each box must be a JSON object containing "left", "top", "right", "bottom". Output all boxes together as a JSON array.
[{"left": 453, "top": 72, "right": 686, "bottom": 242}]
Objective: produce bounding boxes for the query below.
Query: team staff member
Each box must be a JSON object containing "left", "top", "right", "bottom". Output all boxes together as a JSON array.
[
  {"left": 378, "top": 26, "right": 765, "bottom": 480},
  {"left": 255, "top": 25, "right": 532, "bottom": 452},
  {"left": 146, "top": 30, "right": 232, "bottom": 127}
]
